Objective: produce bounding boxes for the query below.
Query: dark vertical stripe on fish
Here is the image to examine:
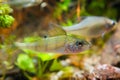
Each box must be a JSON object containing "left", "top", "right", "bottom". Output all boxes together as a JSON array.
[{"left": 45, "top": 37, "right": 48, "bottom": 51}]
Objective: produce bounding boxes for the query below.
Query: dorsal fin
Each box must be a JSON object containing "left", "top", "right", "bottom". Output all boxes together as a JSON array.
[{"left": 44, "top": 22, "right": 67, "bottom": 37}]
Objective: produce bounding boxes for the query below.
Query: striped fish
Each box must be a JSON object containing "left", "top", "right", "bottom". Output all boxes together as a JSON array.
[{"left": 15, "top": 35, "right": 90, "bottom": 54}]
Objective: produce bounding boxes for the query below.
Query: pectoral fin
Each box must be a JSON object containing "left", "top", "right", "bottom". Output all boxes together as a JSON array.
[{"left": 101, "top": 31, "right": 106, "bottom": 38}]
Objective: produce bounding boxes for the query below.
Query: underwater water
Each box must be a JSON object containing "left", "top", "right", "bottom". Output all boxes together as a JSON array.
[{"left": 0, "top": 0, "right": 120, "bottom": 80}]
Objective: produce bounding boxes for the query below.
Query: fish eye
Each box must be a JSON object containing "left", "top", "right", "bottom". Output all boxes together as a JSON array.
[
  {"left": 75, "top": 41, "right": 83, "bottom": 46},
  {"left": 105, "top": 21, "right": 116, "bottom": 29},
  {"left": 43, "top": 35, "right": 48, "bottom": 38},
  {"left": 111, "top": 21, "right": 116, "bottom": 26}
]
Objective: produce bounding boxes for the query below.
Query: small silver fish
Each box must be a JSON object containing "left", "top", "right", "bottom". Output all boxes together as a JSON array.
[
  {"left": 2, "top": 0, "right": 42, "bottom": 9},
  {"left": 63, "top": 16, "right": 117, "bottom": 39},
  {"left": 15, "top": 35, "right": 90, "bottom": 54}
]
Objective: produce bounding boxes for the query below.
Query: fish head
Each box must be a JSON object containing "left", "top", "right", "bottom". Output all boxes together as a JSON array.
[
  {"left": 65, "top": 38, "right": 90, "bottom": 53},
  {"left": 100, "top": 17, "right": 117, "bottom": 37},
  {"left": 104, "top": 17, "right": 117, "bottom": 31}
]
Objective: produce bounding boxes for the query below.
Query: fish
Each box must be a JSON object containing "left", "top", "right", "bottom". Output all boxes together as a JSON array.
[
  {"left": 14, "top": 35, "right": 90, "bottom": 54},
  {"left": 1, "top": 0, "right": 42, "bottom": 9},
  {"left": 62, "top": 16, "right": 117, "bottom": 39}
]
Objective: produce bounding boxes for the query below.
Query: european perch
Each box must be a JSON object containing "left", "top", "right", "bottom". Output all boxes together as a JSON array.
[
  {"left": 15, "top": 35, "right": 90, "bottom": 54},
  {"left": 62, "top": 16, "right": 117, "bottom": 39}
]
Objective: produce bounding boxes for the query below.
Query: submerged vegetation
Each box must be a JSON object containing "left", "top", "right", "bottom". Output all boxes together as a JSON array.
[
  {"left": 0, "top": 0, "right": 120, "bottom": 80},
  {"left": 0, "top": 4, "right": 14, "bottom": 28}
]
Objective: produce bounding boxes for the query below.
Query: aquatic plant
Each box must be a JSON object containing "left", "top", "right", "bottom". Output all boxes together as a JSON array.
[
  {"left": 16, "top": 49, "right": 63, "bottom": 79},
  {"left": 0, "top": 4, "right": 14, "bottom": 28}
]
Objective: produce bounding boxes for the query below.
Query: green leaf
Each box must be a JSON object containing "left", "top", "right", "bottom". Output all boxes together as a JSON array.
[
  {"left": 23, "top": 36, "right": 42, "bottom": 43},
  {"left": 50, "top": 59, "right": 63, "bottom": 71},
  {"left": 37, "top": 53, "right": 56, "bottom": 61},
  {"left": 58, "top": 0, "right": 71, "bottom": 11},
  {"left": 23, "top": 49, "right": 57, "bottom": 61},
  {"left": 0, "top": 15, "right": 14, "bottom": 28},
  {"left": 53, "top": 0, "right": 71, "bottom": 18},
  {"left": 16, "top": 54, "right": 35, "bottom": 73},
  {"left": 61, "top": 19, "right": 73, "bottom": 26},
  {"left": 0, "top": 4, "right": 13, "bottom": 14},
  {"left": 62, "top": 66, "right": 73, "bottom": 72}
]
